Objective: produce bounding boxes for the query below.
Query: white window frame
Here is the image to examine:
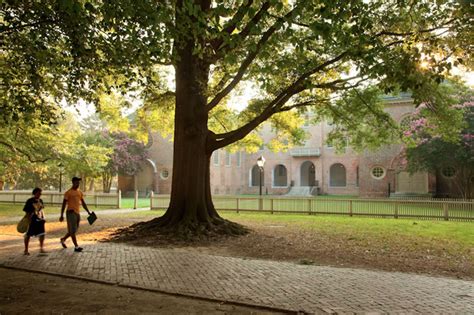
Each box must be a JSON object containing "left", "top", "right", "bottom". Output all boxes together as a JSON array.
[
  {"left": 236, "top": 151, "right": 241, "bottom": 167},
  {"left": 160, "top": 169, "right": 169, "bottom": 180},
  {"left": 225, "top": 151, "right": 231, "bottom": 166},
  {"left": 213, "top": 150, "right": 220, "bottom": 166},
  {"left": 371, "top": 166, "right": 386, "bottom": 180}
]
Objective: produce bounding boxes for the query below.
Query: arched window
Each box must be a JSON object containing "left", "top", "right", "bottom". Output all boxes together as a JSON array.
[
  {"left": 330, "top": 163, "right": 346, "bottom": 187},
  {"left": 251, "top": 165, "right": 264, "bottom": 187},
  {"left": 273, "top": 165, "right": 287, "bottom": 187}
]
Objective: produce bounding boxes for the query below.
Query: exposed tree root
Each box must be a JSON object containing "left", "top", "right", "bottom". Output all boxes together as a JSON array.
[{"left": 109, "top": 215, "right": 250, "bottom": 245}]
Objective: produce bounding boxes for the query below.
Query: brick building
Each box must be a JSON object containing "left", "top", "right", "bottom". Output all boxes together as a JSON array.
[{"left": 119, "top": 94, "right": 457, "bottom": 198}]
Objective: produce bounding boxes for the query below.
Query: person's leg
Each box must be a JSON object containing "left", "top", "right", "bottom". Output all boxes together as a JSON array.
[
  {"left": 39, "top": 235, "right": 45, "bottom": 252},
  {"left": 71, "top": 233, "right": 78, "bottom": 247},
  {"left": 64, "top": 211, "right": 76, "bottom": 248},
  {"left": 70, "top": 212, "right": 82, "bottom": 251},
  {"left": 24, "top": 235, "right": 30, "bottom": 255},
  {"left": 60, "top": 233, "right": 69, "bottom": 248}
]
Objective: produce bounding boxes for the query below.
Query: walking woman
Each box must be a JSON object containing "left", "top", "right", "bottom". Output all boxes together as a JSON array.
[{"left": 23, "top": 187, "right": 46, "bottom": 255}]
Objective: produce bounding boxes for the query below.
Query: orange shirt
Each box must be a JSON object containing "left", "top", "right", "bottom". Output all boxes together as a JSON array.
[{"left": 63, "top": 188, "right": 84, "bottom": 213}]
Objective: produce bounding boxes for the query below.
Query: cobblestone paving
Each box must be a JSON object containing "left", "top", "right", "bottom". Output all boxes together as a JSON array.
[{"left": 0, "top": 238, "right": 473, "bottom": 314}]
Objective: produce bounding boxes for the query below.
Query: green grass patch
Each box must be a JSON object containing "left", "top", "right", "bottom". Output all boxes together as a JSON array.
[
  {"left": 220, "top": 212, "right": 474, "bottom": 247},
  {"left": 0, "top": 203, "right": 24, "bottom": 218},
  {"left": 120, "top": 198, "right": 151, "bottom": 209}
]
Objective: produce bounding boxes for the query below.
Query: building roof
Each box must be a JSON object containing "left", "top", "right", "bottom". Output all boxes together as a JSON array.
[{"left": 380, "top": 92, "right": 413, "bottom": 103}]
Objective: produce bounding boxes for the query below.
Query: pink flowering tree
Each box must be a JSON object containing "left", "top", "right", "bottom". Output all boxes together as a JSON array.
[
  {"left": 102, "top": 132, "right": 149, "bottom": 193},
  {"left": 402, "top": 85, "right": 473, "bottom": 198}
]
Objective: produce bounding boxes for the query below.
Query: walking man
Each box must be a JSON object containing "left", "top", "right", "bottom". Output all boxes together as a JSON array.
[{"left": 59, "top": 177, "right": 91, "bottom": 252}]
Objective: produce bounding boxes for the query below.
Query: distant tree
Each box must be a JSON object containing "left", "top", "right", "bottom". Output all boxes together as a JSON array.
[
  {"left": 102, "top": 132, "right": 149, "bottom": 193},
  {"left": 403, "top": 84, "right": 473, "bottom": 198},
  {"left": 0, "top": 110, "right": 77, "bottom": 188}
]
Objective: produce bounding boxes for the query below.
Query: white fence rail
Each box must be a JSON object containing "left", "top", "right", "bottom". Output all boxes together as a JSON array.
[
  {"left": 0, "top": 190, "right": 121, "bottom": 208},
  {"left": 150, "top": 195, "right": 474, "bottom": 221}
]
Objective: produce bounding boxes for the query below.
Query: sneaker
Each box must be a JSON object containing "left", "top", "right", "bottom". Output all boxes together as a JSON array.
[
  {"left": 74, "top": 247, "right": 83, "bottom": 252},
  {"left": 60, "top": 238, "right": 67, "bottom": 248}
]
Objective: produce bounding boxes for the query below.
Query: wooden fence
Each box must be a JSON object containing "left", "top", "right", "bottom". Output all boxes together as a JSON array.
[
  {"left": 150, "top": 194, "right": 474, "bottom": 221},
  {"left": 4, "top": 191, "right": 471, "bottom": 221},
  {"left": 0, "top": 190, "right": 121, "bottom": 208}
]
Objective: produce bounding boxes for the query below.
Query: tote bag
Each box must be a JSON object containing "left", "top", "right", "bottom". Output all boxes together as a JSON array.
[{"left": 17, "top": 215, "right": 30, "bottom": 233}]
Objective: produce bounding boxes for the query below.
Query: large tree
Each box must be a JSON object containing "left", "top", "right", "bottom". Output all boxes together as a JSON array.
[{"left": 2, "top": 0, "right": 472, "bottom": 237}]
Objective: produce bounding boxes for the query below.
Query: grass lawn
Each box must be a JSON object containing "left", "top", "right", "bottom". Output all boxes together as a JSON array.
[
  {"left": 108, "top": 208, "right": 473, "bottom": 249},
  {"left": 220, "top": 212, "right": 474, "bottom": 248},
  {"left": 120, "top": 198, "right": 151, "bottom": 209},
  {"left": 0, "top": 203, "right": 23, "bottom": 218}
]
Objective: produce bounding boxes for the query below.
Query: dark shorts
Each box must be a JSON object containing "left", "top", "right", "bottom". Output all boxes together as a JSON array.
[
  {"left": 66, "top": 211, "right": 80, "bottom": 234},
  {"left": 26, "top": 215, "right": 45, "bottom": 237}
]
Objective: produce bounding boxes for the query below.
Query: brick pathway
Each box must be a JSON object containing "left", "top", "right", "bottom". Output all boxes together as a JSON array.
[{"left": 0, "top": 236, "right": 473, "bottom": 314}]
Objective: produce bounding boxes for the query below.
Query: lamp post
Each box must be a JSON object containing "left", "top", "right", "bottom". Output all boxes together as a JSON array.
[
  {"left": 257, "top": 156, "right": 265, "bottom": 195},
  {"left": 257, "top": 156, "right": 265, "bottom": 210},
  {"left": 58, "top": 162, "right": 64, "bottom": 192}
]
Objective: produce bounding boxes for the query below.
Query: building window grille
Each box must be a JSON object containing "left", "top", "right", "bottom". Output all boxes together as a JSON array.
[
  {"left": 160, "top": 170, "right": 169, "bottom": 180},
  {"left": 273, "top": 165, "right": 287, "bottom": 187},
  {"left": 251, "top": 165, "right": 263, "bottom": 187},
  {"left": 371, "top": 166, "right": 386, "bottom": 179},
  {"left": 442, "top": 166, "right": 456, "bottom": 178},
  {"left": 330, "top": 163, "right": 346, "bottom": 187}
]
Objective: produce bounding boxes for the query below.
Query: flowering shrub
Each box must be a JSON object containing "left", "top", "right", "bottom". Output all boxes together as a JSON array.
[
  {"left": 101, "top": 131, "right": 149, "bottom": 192},
  {"left": 402, "top": 96, "right": 473, "bottom": 198}
]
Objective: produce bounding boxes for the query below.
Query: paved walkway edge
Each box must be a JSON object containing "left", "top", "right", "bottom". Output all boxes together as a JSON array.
[{"left": 0, "top": 265, "right": 301, "bottom": 314}]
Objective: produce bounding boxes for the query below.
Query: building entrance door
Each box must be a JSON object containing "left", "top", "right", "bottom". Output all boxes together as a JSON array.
[
  {"left": 396, "top": 171, "right": 428, "bottom": 193},
  {"left": 301, "top": 161, "right": 316, "bottom": 186}
]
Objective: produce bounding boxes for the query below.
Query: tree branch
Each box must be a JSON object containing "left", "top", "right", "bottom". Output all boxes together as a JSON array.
[
  {"left": 376, "top": 19, "right": 455, "bottom": 37},
  {"left": 207, "top": 7, "right": 297, "bottom": 111},
  {"left": 0, "top": 141, "right": 51, "bottom": 163},
  {"left": 210, "top": 0, "right": 257, "bottom": 51},
  {"left": 209, "top": 51, "right": 349, "bottom": 150},
  {"left": 0, "top": 19, "right": 55, "bottom": 35}
]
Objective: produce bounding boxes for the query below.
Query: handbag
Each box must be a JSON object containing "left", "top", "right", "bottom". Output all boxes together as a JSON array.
[
  {"left": 17, "top": 215, "right": 30, "bottom": 233},
  {"left": 87, "top": 212, "right": 97, "bottom": 225}
]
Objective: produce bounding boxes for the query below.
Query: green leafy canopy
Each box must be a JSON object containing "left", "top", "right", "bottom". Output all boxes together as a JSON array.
[{"left": 2, "top": 0, "right": 472, "bottom": 153}]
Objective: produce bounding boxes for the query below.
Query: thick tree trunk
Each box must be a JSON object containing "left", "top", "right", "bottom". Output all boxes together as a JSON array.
[{"left": 127, "top": 0, "right": 247, "bottom": 238}]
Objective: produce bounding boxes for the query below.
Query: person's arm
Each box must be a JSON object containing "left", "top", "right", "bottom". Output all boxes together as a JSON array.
[
  {"left": 39, "top": 199, "right": 45, "bottom": 220},
  {"left": 81, "top": 199, "right": 91, "bottom": 215},
  {"left": 23, "top": 199, "right": 34, "bottom": 219},
  {"left": 59, "top": 199, "right": 67, "bottom": 222}
]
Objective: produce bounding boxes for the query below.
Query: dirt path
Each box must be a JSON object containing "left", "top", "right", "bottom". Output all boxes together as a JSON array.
[{"left": 0, "top": 268, "right": 285, "bottom": 314}]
